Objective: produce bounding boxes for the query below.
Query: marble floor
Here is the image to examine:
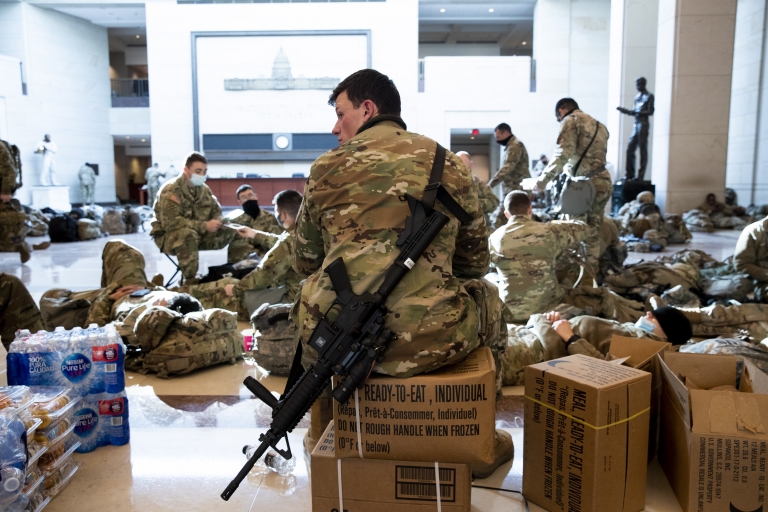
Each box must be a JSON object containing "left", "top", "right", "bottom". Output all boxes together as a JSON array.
[{"left": 0, "top": 227, "right": 744, "bottom": 511}]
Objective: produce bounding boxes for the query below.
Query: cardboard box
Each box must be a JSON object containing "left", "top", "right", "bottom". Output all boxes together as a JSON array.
[
  {"left": 311, "top": 423, "right": 471, "bottom": 512},
  {"left": 522, "top": 354, "right": 652, "bottom": 512},
  {"left": 333, "top": 347, "right": 496, "bottom": 464},
  {"left": 658, "top": 352, "right": 768, "bottom": 512},
  {"left": 608, "top": 335, "right": 671, "bottom": 459}
]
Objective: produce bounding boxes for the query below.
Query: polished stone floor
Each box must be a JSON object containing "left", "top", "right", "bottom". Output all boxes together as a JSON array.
[{"left": 0, "top": 227, "right": 744, "bottom": 511}]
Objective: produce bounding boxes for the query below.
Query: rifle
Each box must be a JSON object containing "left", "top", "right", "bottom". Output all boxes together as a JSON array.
[{"left": 221, "top": 143, "right": 470, "bottom": 501}]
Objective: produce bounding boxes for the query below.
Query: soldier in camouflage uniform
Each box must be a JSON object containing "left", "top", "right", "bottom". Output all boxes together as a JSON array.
[
  {"left": 0, "top": 138, "right": 32, "bottom": 263},
  {"left": 182, "top": 190, "right": 305, "bottom": 320},
  {"left": 536, "top": 98, "right": 612, "bottom": 277},
  {"left": 456, "top": 152, "right": 499, "bottom": 233},
  {"left": 490, "top": 191, "right": 588, "bottom": 324},
  {"left": 499, "top": 306, "right": 692, "bottom": 385},
  {"left": 488, "top": 123, "right": 530, "bottom": 229},
  {"left": 78, "top": 163, "right": 96, "bottom": 206},
  {"left": 294, "top": 70, "right": 510, "bottom": 477},
  {"left": 145, "top": 163, "right": 165, "bottom": 207},
  {"left": 225, "top": 184, "right": 284, "bottom": 262},
  {"left": 150, "top": 152, "right": 238, "bottom": 282},
  {"left": 0, "top": 274, "right": 45, "bottom": 350},
  {"left": 734, "top": 216, "right": 768, "bottom": 301}
]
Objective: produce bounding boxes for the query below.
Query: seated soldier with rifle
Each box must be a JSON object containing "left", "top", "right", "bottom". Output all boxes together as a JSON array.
[{"left": 220, "top": 69, "right": 510, "bottom": 501}]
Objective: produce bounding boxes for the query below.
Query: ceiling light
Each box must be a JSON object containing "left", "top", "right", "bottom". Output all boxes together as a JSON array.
[
  {"left": 135, "top": 35, "right": 140, "bottom": 39},
  {"left": 488, "top": 8, "right": 494, "bottom": 12},
  {"left": 522, "top": 41, "right": 527, "bottom": 45},
  {"left": 470, "top": 136, "right": 475, "bottom": 140},
  {"left": 126, "top": 136, "right": 130, "bottom": 139},
  {"left": 141, "top": 139, "right": 146, "bottom": 142},
  {"left": 440, "top": 8, "right": 445, "bottom": 12}
]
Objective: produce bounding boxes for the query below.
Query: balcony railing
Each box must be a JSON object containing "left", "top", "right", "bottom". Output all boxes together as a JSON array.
[{"left": 111, "top": 79, "right": 149, "bottom": 108}]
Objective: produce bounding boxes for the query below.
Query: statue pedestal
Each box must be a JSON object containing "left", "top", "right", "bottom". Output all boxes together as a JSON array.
[{"left": 32, "top": 186, "right": 71, "bottom": 212}]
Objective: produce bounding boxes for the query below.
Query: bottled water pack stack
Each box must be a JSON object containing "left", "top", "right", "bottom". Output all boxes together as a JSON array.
[
  {"left": 7, "top": 324, "right": 125, "bottom": 396},
  {"left": 7, "top": 325, "right": 129, "bottom": 453}
]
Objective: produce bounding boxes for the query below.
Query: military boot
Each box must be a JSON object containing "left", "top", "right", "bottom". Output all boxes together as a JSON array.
[
  {"left": 32, "top": 241, "right": 50, "bottom": 251},
  {"left": 151, "top": 273, "right": 165, "bottom": 287},
  {"left": 17, "top": 243, "right": 31, "bottom": 263},
  {"left": 471, "top": 429, "right": 514, "bottom": 479},
  {"left": 303, "top": 396, "right": 333, "bottom": 455}
]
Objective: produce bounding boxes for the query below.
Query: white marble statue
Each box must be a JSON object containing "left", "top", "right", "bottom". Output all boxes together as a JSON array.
[{"left": 35, "top": 134, "right": 59, "bottom": 186}]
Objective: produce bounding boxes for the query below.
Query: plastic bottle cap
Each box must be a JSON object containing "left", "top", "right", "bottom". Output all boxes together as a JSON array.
[{"left": 3, "top": 476, "right": 20, "bottom": 492}]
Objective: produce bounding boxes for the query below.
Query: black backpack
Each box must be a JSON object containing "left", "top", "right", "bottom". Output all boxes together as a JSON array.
[{"left": 49, "top": 214, "right": 79, "bottom": 243}]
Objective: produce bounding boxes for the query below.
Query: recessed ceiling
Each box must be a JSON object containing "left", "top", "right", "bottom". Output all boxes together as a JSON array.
[{"left": 30, "top": 3, "right": 145, "bottom": 28}]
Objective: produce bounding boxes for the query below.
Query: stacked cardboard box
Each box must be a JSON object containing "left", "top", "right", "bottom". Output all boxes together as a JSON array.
[
  {"left": 659, "top": 352, "right": 768, "bottom": 512},
  {"left": 311, "top": 346, "right": 498, "bottom": 512}
]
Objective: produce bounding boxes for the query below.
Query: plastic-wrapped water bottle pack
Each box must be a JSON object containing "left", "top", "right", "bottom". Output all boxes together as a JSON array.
[
  {"left": 0, "top": 410, "right": 28, "bottom": 509},
  {"left": 73, "top": 392, "right": 130, "bottom": 453},
  {"left": 7, "top": 324, "right": 125, "bottom": 397}
]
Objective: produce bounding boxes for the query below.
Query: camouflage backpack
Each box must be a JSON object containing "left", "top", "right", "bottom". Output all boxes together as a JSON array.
[
  {"left": 701, "top": 274, "right": 754, "bottom": 303},
  {"left": 250, "top": 303, "right": 297, "bottom": 376},
  {"left": 77, "top": 218, "right": 100, "bottom": 240},
  {"left": 0, "top": 139, "right": 22, "bottom": 192},
  {"left": 101, "top": 209, "right": 126, "bottom": 235},
  {"left": 122, "top": 207, "right": 141, "bottom": 234},
  {"left": 135, "top": 307, "right": 242, "bottom": 378}
]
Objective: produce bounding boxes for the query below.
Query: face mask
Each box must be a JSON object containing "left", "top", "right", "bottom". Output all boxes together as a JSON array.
[
  {"left": 242, "top": 200, "right": 260, "bottom": 219},
  {"left": 190, "top": 174, "right": 207, "bottom": 187},
  {"left": 496, "top": 135, "right": 512, "bottom": 146},
  {"left": 635, "top": 316, "right": 657, "bottom": 334}
]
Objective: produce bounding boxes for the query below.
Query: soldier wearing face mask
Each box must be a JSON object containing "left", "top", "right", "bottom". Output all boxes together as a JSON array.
[
  {"left": 226, "top": 184, "right": 283, "bottom": 262},
  {"left": 150, "top": 152, "right": 238, "bottom": 283}
]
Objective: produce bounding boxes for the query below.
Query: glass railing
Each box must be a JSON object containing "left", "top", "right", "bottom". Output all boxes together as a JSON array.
[{"left": 110, "top": 79, "right": 149, "bottom": 107}]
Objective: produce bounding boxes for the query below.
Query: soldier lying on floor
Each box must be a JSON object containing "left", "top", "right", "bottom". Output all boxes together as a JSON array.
[{"left": 498, "top": 305, "right": 692, "bottom": 385}]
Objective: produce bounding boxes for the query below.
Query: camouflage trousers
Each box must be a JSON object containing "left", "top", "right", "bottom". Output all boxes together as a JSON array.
[
  {"left": 679, "top": 303, "right": 768, "bottom": 340},
  {"left": 564, "top": 285, "right": 645, "bottom": 324},
  {"left": 582, "top": 172, "right": 613, "bottom": 275},
  {"left": 80, "top": 184, "right": 95, "bottom": 205},
  {"left": 0, "top": 274, "right": 44, "bottom": 350},
  {"left": 179, "top": 277, "right": 245, "bottom": 320},
  {"left": 227, "top": 237, "right": 255, "bottom": 264},
  {"left": 498, "top": 324, "right": 545, "bottom": 386},
  {"left": 101, "top": 240, "right": 148, "bottom": 288},
  {"left": 0, "top": 201, "right": 27, "bottom": 253},
  {"left": 158, "top": 228, "right": 235, "bottom": 280}
]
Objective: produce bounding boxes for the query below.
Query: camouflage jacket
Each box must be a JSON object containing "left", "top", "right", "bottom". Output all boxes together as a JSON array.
[
  {"left": 0, "top": 139, "right": 20, "bottom": 196},
  {"left": 488, "top": 135, "right": 529, "bottom": 195},
  {"left": 145, "top": 168, "right": 164, "bottom": 188},
  {"left": 150, "top": 174, "right": 223, "bottom": 239},
  {"left": 78, "top": 165, "right": 96, "bottom": 186},
  {"left": 537, "top": 109, "right": 610, "bottom": 189},
  {"left": 229, "top": 208, "right": 283, "bottom": 256},
  {"left": 236, "top": 228, "right": 302, "bottom": 301},
  {"left": 293, "top": 116, "right": 489, "bottom": 377},
  {"left": 734, "top": 216, "right": 768, "bottom": 283},
  {"left": 472, "top": 175, "right": 499, "bottom": 215},
  {"left": 490, "top": 215, "right": 588, "bottom": 323}
]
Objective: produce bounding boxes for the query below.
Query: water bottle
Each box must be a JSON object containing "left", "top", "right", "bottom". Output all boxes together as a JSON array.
[
  {"left": 242, "top": 446, "right": 295, "bottom": 476},
  {"left": 0, "top": 467, "right": 24, "bottom": 493}
]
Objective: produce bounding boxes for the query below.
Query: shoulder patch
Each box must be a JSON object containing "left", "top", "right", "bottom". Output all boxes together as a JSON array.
[{"left": 170, "top": 194, "right": 180, "bottom": 204}]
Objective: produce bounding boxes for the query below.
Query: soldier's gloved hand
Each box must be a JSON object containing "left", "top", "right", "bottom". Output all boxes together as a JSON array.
[
  {"left": 205, "top": 219, "right": 223, "bottom": 233},
  {"left": 552, "top": 319, "right": 574, "bottom": 342}
]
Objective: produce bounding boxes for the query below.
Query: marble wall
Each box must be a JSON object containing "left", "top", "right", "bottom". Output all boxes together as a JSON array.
[
  {"left": 652, "top": 0, "right": 737, "bottom": 214},
  {"left": 145, "top": 0, "right": 419, "bottom": 178},
  {"left": 727, "top": 0, "right": 768, "bottom": 206},
  {"left": 607, "top": 0, "right": 659, "bottom": 179},
  {"left": 0, "top": 2, "right": 115, "bottom": 205}
]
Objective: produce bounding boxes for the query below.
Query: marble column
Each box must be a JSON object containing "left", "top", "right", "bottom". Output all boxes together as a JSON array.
[
  {"left": 606, "top": 0, "right": 659, "bottom": 178},
  {"left": 726, "top": 0, "right": 768, "bottom": 206},
  {"left": 651, "top": 0, "right": 737, "bottom": 213}
]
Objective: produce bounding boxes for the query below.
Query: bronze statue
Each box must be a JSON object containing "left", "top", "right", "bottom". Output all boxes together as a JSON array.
[{"left": 617, "top": 77, "right": 654, "bottom": 181}]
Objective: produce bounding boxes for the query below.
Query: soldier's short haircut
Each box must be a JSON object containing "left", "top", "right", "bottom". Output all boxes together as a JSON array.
[
  {"left": 166, "top": 293, "right": 204, "bottom": 315},
  {"left": 555, "top": 98, "right": 579, "bottom": 114},
  {"left": 328, "top": 69, "right": 401, "bottom": 116},
  {"left": 504, "top": 191, "right": 531, "bottom": 215},
  {"left": 236, "top": 184, "right": 254, "bottom": 200},
  {"left": 495, "top": 123, "right": 512, "bottom": 134},
  {"left": 184, "top": 151, "right": 207, "bottom": 169},
  {"left": 273, "top": 189, "right": 303, "bottom": 219}
]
